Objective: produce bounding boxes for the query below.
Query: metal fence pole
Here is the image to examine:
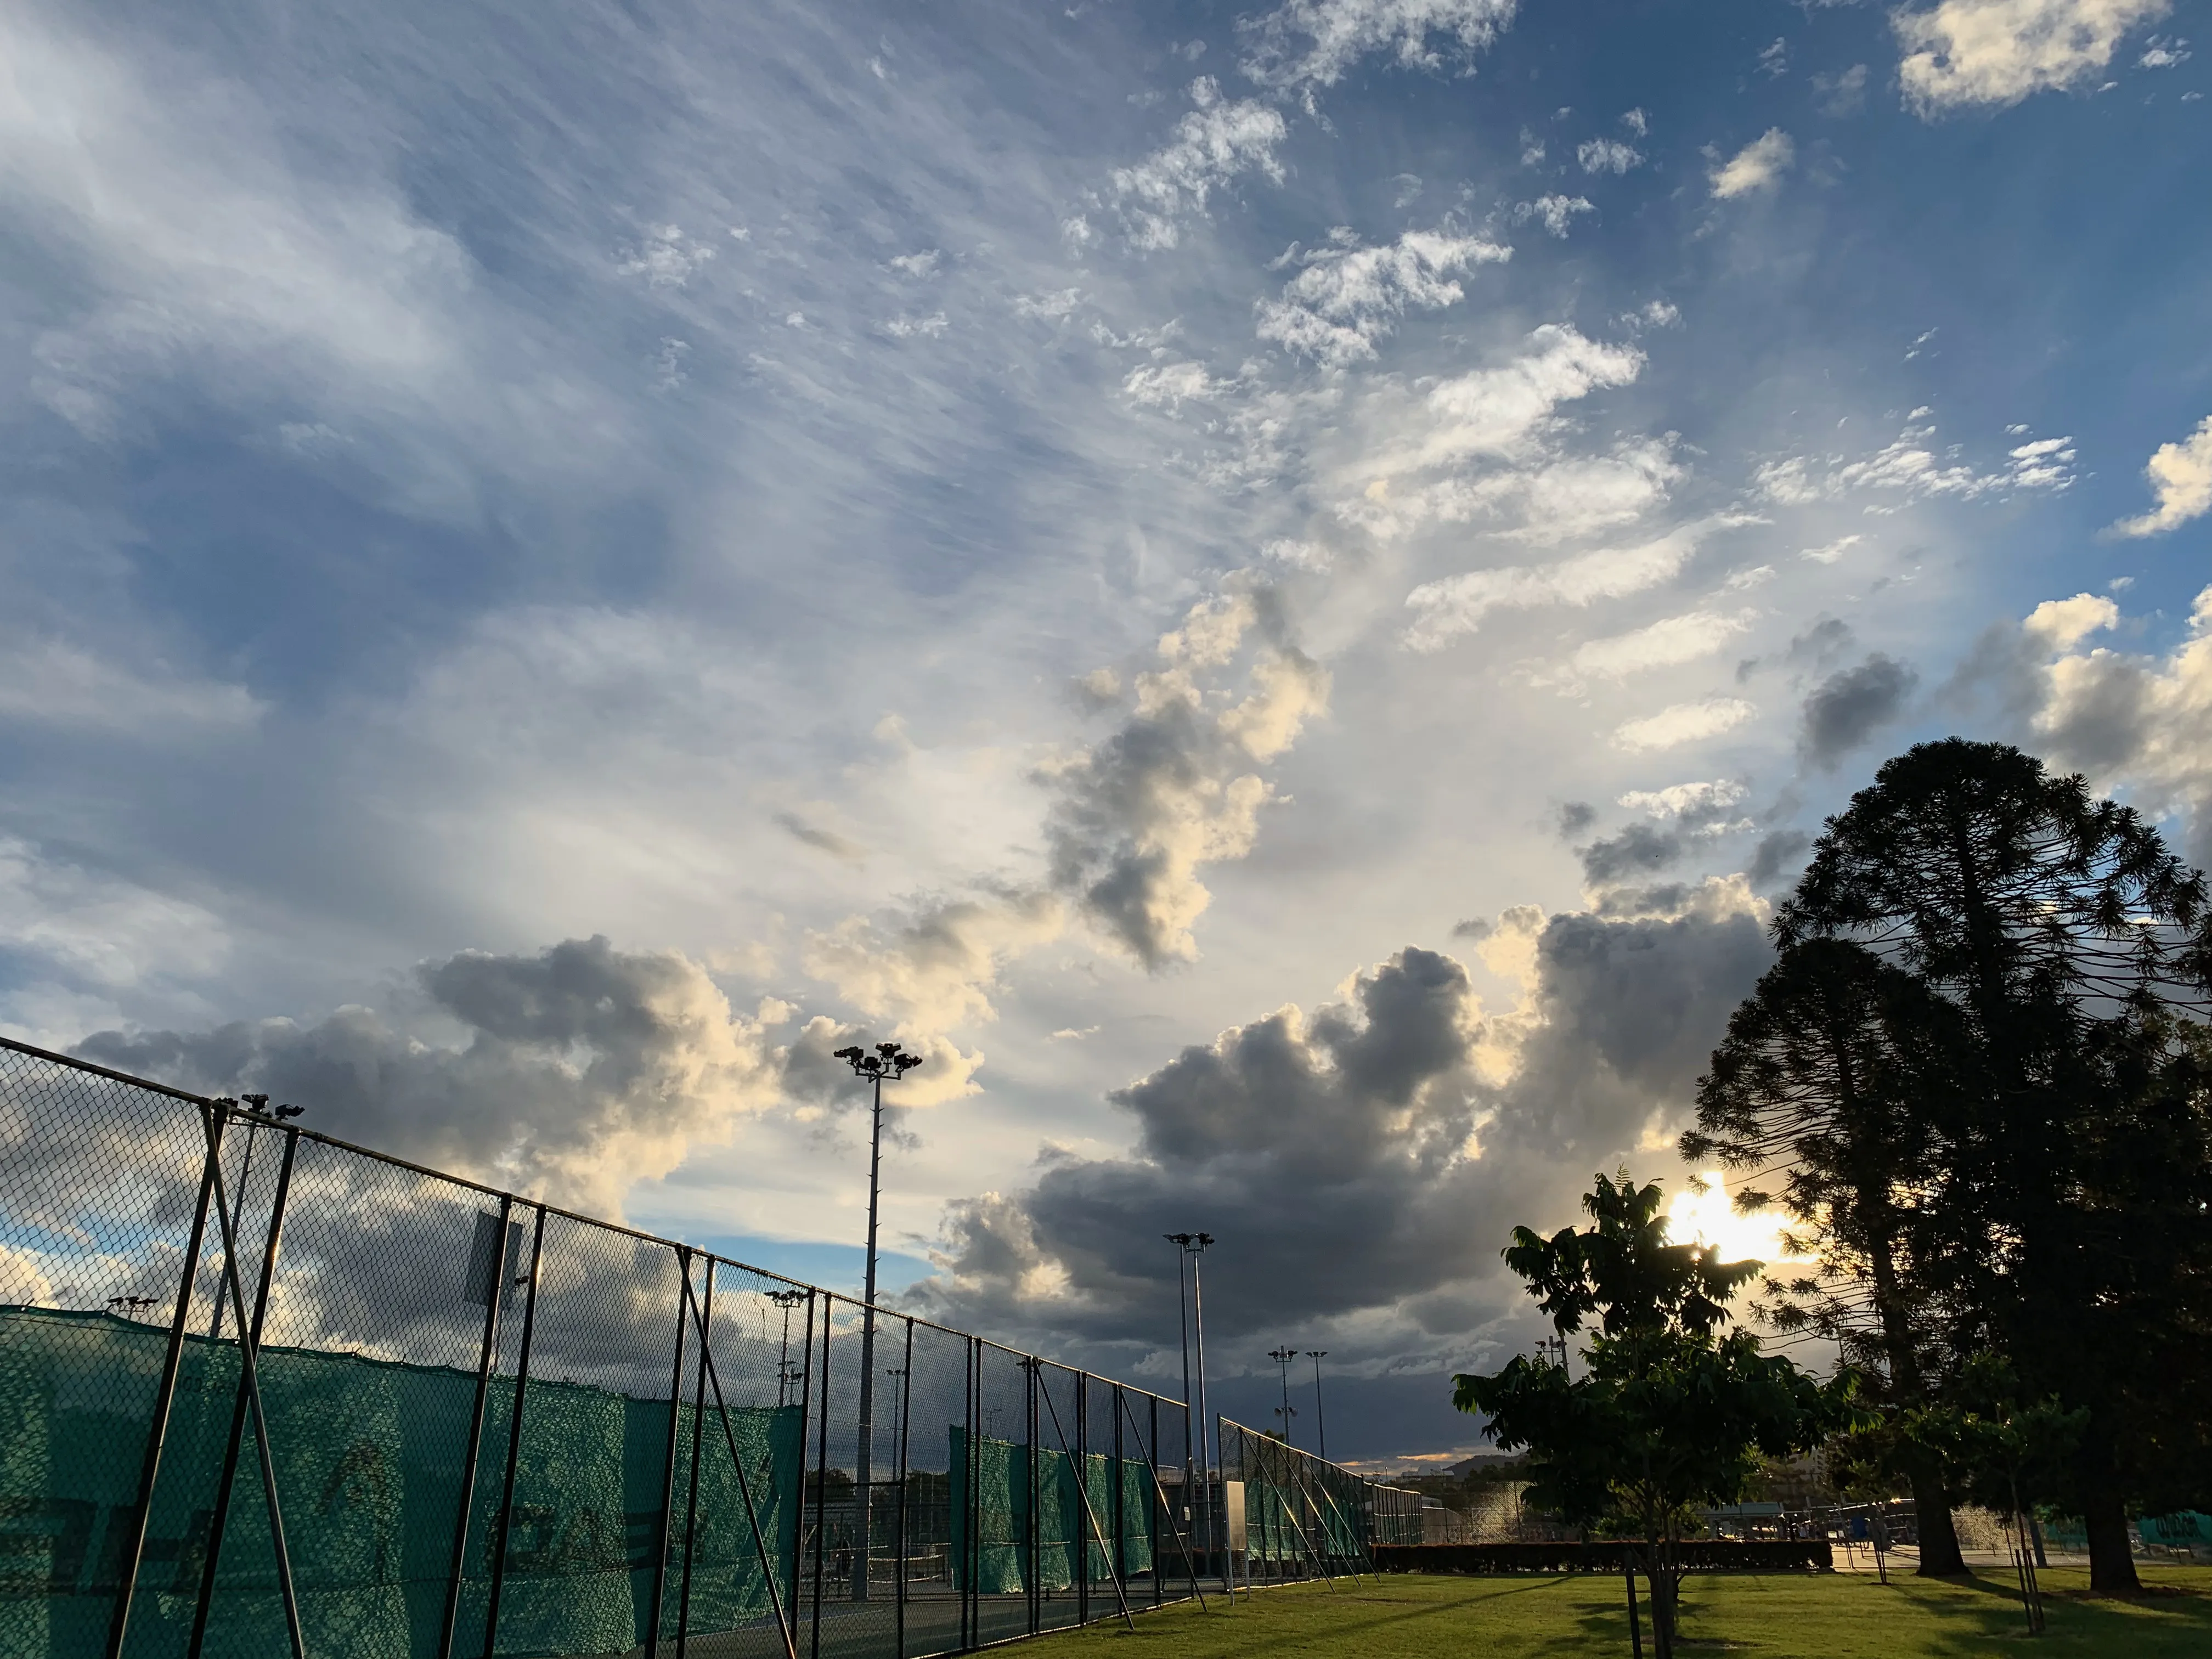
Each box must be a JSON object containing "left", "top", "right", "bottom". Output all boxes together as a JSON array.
[
  {"left": 1149, "top": 1394, "right": 1160, "bottom": 1609},
  {"left": 895, "top": 1317, "right": 912, "bottom": 1657},
  {"left": 480, "top": 1205, "right": 548, "bottom": 1659},
  {"left": 962, "top": 1336, "right": 977, "bottom": 1652},
  {"left": 1110, "top": 1384, "right": 1124, "bottom": 1611},
  {"left": 809, "top": 1300, "right": 831, "bottom": 1659},
  {"left": 105, "top": 1103, "right": 223, "bottom": 1659},
  {"left": 1026, "top": 1359, "right": 1040, "bottom": 1637},
  {"left": 438, "top": 1195, "right": 511, "bottom": 1659},
  {"left": 185, "top": 1126, "right": 298, "bottom": 1659},
  {"left": 674, "top": 1259, "right": 713, "bottom": 1659},
  {"left": 789, "top": 1286, "right": 814, "bottom": 1646},
  {"left": 645, "top": 1246, "right": 692, "bottom": 1659},
  {"left": 1074, "top": 1372, "right": 1087, "bottom": 1628}
]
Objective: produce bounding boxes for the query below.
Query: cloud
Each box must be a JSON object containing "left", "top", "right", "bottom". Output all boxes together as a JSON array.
[
  {"left": 1746, "top": 830, "right": 1812, "bottom": 890},
  {"left": 1109, "top": 78, "right": 1287, "bottom": 250},
  {"left": 1042, "top": 590, "right": 1331, "bottom": 967},
  {"left": 1559, "top": 607, "right": 1762, "bottom": 681},
  {"left": 1372, "top": 325, "right": 1646, "bottom": 477},
  {"left": 1579, "top": 821, "right": 1686, "bottom": 885},
  {"left": 1617, "top": 779, "right": 1750, "bottom": 825},
  {"left": 1256, "top": 229, "right": 1510, "bottom": 366},
  {"left": 1709, "top": 129, "right": 1795, "bottom": 198},
  {"left": 2107, "top": 414, "right": 2212, "bottom": 537},
  {"left": 1613, "top": 696, "right": 1757, "bottom": 752},
  {"left": 0, "top": 636, "right": 262, "bottom": 737},
  {"left": 803, "top": 891, "right": 1066, "bottom": 1033},
  {"left": 911, "top": 902, "right": 1770, "bottom": 1364},
  {"left": 1798, "top": 653, "right": 1918, "bottom": 768},
  {"left": 1754, "top": 416, "right": 2075, "bottom": 505},
  {"left": 887, "top": 250, "right": 942, "bottom": 277},
  {"left": 772, "top": 810, "right": 865, "bottom": 862},
  {"left": 617, "top": 224, "right": 715, "bottom": 287},
  {"left": 1895, "top": 0, "right": 2171, "bottom": 112},
  {"left": 1814, "top": 63, "right": 1871, "bottom": 114},
  {"left": 1240, "top": 0, "right": 1519, "bottom": 99},
  {"left": 1985, "top": 584, "right": 2212, "bottom": 863},
  {"left": 1577, "top": 137, "right": 1643, "bottom": 174},
  {"left": 80, "top": 936, "right": 791, "bottom": 1216},
  {"left": 1511, "top": 195, "right": 1596, "bottom": 237},
  {"left": 1402, "top": 517, "right": 1748, "bottom": 652}
]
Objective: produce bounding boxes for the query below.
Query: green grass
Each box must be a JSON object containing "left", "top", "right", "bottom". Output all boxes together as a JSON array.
[{"left": 1022, "top": 1566, "right": 2212, "bottom": 1657}]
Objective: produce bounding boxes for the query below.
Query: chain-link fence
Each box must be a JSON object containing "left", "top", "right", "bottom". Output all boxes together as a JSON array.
[
  {"left": 1212, "top": 1418, "right": 1427, "bottom": 1589},
  {"left": 0, "top": 1037, "right": 1218, "bottom": 1659}
]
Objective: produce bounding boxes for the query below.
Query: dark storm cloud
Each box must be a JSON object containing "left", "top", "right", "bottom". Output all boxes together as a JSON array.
[
  {"left": 80, "top": 936, "right": 791, "bottom": 1215},
  {"left": 1556, "top": 801, "right": 1598, "bottom": 838},
  {"left": 1578, "top": 821, "right": 1686, "bottom": 884},
  {"left": 1798, "top": 653, "right": 1918, "bottom": 769},
  {"left": 1746, "top": 829, "right": 1812, "bottom": 891},
  {"left": 909, "top": 901, "right": 1771, "bottom": 1371}
]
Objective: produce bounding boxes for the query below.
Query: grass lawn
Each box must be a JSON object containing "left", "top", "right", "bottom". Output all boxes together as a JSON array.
[{"left": 1022, "top": 1566, "right": 2212, "bottom": 1657}]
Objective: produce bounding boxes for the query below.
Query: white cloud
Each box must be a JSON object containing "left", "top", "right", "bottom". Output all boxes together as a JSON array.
[
  {"left": 1013, "top": 288, "right": 1084, "bottom": 321},
  {"left": 2137, "top": 35, "right": 2190, "bottom": 66},
  {"left": 1109, "top": 78, "right": 1287, "bottom": 250},
  {"left": 618, "top": 224, "right": 716, "bottom": 287},
  {"left": 1561, "top": 607, "right": 1761, "bottom": 680},
  {"left": 2108, "top": 414, "right": 2212, "bottom": 537},
  {"left": 2004, "top": 584, "right": 2212, "bottom": 864},
  {"left": 1613, "top": 696, "right": 1757, "bottom": 751},
  {"left": 1577, "top": 137, "right": 1643, "bottom": 173},
  {"left": 1800, "top": 534, "right": 1863, "bottom": 563},
  {"left": 1617, "top": 779, "right": 1749, "bottom": 819},
  {"left": 1511, "top": 195, "right": 1596, "bottom": 237},
  {"left": 1709, "top": 129, "right": 1795, "bottom": 198},
  {"left": 888, "top": 250, "right": 942, "bottom": 276},
  {"left": 2023, "top": 590, "right": 2119, "bottom": 652},
  {"left": 1122, "top": 359, "right": 1222, "bottom": 410},
  {"left": 1621, "top": 107, "right": 1650, "bottom": 135},
  {"left": 1755, "top": 416, "right": 2075, "bottom": 505},
  {"left": 1240, "top": 0, "right": 1519, "bottom": 97},
  {"left": 1368, "top": 324, "right": 1645, "bottom": 478},
  {"left": 1255, "top": 229, "right": 1509, "bottom": 365},
  {"left": 879, "top": 312, "right": 950, "bottom": 338},
  {"left": 1402, "top": 517, "right": 1751, "bottom": 651},
  {"left": 0, "top": 637, "right": 262, "bottom": 736},
  {"left": 1895, "top": 0, "right": 2171, "bottom": 112}
]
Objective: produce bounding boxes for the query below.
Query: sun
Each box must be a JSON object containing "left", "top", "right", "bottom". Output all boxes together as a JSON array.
[{"left": 1663, "top": 1171, "right": 1808, "bottom": 1265}]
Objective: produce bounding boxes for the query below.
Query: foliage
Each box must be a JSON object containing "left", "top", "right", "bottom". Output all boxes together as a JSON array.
[
  {"left": 1755, "top": 739, "right": 2212, "bottom": 1592},
  {"left": 1453, "top": 1171, "right": 1854, "bottom": 1657}
]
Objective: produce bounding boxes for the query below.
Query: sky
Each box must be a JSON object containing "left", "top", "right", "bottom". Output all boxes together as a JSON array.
[{"left": 3, "top": 0, "right": 2210, "bottom": 1466}]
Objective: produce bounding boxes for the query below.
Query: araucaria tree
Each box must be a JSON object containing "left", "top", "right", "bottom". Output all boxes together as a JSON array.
[
  {"left": 1455, "top": 1172, "right": 1846, "bottom": 1659},
  {"left": 1759, "top": 739, "right": 2212, "bottom": 1593},
  {"left": 1686, "top": 936, "right": 1976, "bottom": 1575}
]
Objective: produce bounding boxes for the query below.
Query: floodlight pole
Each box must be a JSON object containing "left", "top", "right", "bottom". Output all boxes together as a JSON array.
[
  {"left": 1269, "top": 1347, "right": 1298, "bottom": 1449},
  {"left": 1306, "top": 1352, "right": 1329, "bottom": 1461},
  {"left": 834, "top": 1040, "right": 922, "bottom": 1604},
  {"left": 770, "top": 1288, "right": 806, "bottom": 1407}
]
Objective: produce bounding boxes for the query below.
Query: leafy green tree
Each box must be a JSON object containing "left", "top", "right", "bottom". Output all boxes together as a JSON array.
[
  {"left": 1774, "top": 738, "right": 2212, "bottom": 1592},
  {"left": 1685, "top": 936, "right": 1975, "bottom": 1573},
  {"left": 1454, "top": 1172, "right": 1848, "bottom": 1659}
]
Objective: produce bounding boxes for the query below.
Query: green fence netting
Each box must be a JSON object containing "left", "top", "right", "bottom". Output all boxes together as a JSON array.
[
  {"left": 945, "top": 1433, "right": 1150, "bottom": 1595},
  {"left": 0, "top": 1307, "right": 802, "bottom": 1659}
]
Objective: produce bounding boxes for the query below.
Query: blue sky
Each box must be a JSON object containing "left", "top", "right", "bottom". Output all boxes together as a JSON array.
[{"left": 5, "top": 0, "right": 2210, "bottom": 1463}]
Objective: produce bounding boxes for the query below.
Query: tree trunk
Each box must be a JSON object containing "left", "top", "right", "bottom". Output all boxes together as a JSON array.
[
  {"left": 1623, "top": 1548, "right": 1643, "bottom": 1659},
  {"left": 2083, "top": 1485, "right": 2140, "bottom": 1595},
  {"left": 1908, "top": 1467, "right": 1967, "bottom": 1576},
  {"left": 1645, "top": 1528, "right": 1675, "bottom": 1659}
]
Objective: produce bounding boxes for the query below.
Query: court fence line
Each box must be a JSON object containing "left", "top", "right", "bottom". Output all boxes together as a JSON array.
[{"left": 0, "top": 1035, "right": 1413, "bottom": 1659}]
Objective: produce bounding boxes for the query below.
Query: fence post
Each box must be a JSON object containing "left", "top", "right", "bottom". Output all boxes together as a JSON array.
[
  {"left": 1149, "top": 1395, "right": 1160, "bottom": 1609},
  {"left": 1110, "top": 1385, "right": 1125, "bottom": 1610},
  {"left": 1026, "top": 1359, "right": 1040, "bottom": 1637},
  {"left": 186, "top": 1125, "right": 298, "bottom": 1659},
  {"left": 645, "top": 1246, "right": 692, "bottom": 1659},
  {"left": 895, "top": 1317, "right": 912, "bottom": 1657},
  {"left": 1074, "top": 1372, "right": 1087, "bottom": 1627},
  {"left": 808, "top": 1300, "right": 831, "bottom": 1659},
  {"left": 105, "top": 1102, "right": 223, "bottom": 1659},
  {"left": 674, "top": 1259, "right": 713, "bottom": 1659},
  {"left": 438, "top": 1195, "right": 510, "bottom": 1659},
  {"left": 788, "top": 1286, "right": 814, "bottom": 1648},
  {"left": 963, "top": 1336, "right": 979, "bottom": 1652},
  {"left": 480, "top": 1204, "right": 547, "bottom": 1659}
]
